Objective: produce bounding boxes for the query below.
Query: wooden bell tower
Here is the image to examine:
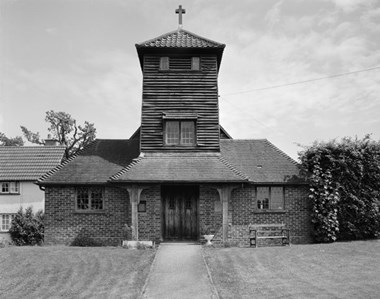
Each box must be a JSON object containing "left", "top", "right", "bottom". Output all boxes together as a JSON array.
[{"left": 135, "top": 6, "right": 225, "bottom": 153}]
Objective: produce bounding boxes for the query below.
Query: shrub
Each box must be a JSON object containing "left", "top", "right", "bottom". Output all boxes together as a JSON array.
[
  {"left": 0, "top": 237, "right": 13, "bottom": 248},
  {"left": 9, "top": 207, "right": 44, "bottom": 246},
  {"left": 71, "top": 235, "right": 102, "bottom": 247}
]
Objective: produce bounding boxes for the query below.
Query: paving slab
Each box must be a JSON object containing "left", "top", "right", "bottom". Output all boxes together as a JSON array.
[{"left": 142, "top": 242, "right": 218, "bottom": 299}]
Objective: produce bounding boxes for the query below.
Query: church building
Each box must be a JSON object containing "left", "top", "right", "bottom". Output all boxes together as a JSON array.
[{"left": 38, "top": 7, "right": 311, "bottom": 247}]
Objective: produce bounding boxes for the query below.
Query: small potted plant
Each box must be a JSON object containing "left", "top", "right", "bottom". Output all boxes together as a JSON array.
[{"left": 201, "top": 224, "right": 215, "bottom": 245}]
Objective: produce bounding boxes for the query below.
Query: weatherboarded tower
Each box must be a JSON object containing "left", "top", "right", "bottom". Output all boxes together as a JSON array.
[{"left": 135, "top": 15, "right": 225, "bottom": 152}]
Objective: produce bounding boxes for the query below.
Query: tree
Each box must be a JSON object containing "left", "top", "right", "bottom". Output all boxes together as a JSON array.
[
  {"left": 0, "top": 132, "right": 24, "bottom": 146},
  {"left": 21, "top": 110, "right": 96, "bottom": 159}
]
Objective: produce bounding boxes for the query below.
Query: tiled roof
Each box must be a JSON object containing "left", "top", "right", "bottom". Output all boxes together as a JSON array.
[
  {"left": 220, "top": 139, "right": 303, "bottom": 183},
  {"left": 110, "top": 152, "right": 249, "bottom": 183},
  {"left": 36, "top": 138, "right": 304, "bottom": 185},
  {"left": 0, "top": 146, "right": 65, "bottom": 181},
  {"left": 38, "top": 139, "right": 140, "bottom": 185},
  {"left": 136, "top": 29, "right": 225, "bottom": 49}
]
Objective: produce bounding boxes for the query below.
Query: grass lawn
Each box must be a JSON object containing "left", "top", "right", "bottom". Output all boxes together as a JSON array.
[
  {"left": 0, "top": 246, "right": 155, "bottom": 298},
  {"left": 204, "top": 240, "right": 380, "bottom": 299}
]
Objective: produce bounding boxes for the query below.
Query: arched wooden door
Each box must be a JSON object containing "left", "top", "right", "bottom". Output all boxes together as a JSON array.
[{"left": 162, "top": 185, "right": 199, "bottom": 240}]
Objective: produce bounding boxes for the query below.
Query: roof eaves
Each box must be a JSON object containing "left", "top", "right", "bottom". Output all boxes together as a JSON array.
[
  {"left": 37, "top": 182, "right": 111, "bottom": 187},
  {"left": 108, "top": 179, "right": 249, "bottom": 184},
  {"left": 250, "top": 181, "right": 309, "bottom": 185}
]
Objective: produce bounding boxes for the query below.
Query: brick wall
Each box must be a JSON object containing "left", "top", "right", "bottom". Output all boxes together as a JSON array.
[
  {"left": 199, "top": 186, "right": 222, "bottom": 236},
  {"left": 45, "top": 186, "right": 130, "bottom": 246},
  {"left": 199, "top": 184, "right": 311, "bottom": 247},
  {"left": 231, "top": 185, "right": 311, "bottom": 246},
  {"left": 138, "top": 185, "right": 162, "bottom": 242},
  {"left": 45, "top": 184, "right": 310, "bottom": 247}
]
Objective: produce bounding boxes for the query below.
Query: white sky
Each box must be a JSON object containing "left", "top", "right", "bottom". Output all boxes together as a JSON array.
[{"left": 1, "top": 0, "right": 380, "bottom": 160}]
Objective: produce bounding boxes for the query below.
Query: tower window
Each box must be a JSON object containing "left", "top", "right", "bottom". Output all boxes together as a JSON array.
[
  {"left": 165, "top": 120, "right": 196, "bottom": 146},
  {"left": 159, "top": 57, "right": 200, "bottom": 71},
  {"left": 191, "top": 57, "right": 200, "bottom": 70},
  {"left": 160, "top": 57, "right": 169, "bottom": 70}
]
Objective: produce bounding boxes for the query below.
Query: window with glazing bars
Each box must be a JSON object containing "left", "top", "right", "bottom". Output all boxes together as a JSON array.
[
  {"left": 76, "top": 187, "right": 104, "bottom": 210},
  {"left": 165, "top": 120, "right": 195, "bottom": 146},
  {"left": 257, "top": 186, "right": 284, "bottom": 210},
  {"left": 160, "top": 57, "right": 200, "bottom": 70},
  {"left": 0, "top": 214, "right": 15, "bottom": 231},
  {"left": 1, "top": 182, "right": 19, "bottom": 194}
]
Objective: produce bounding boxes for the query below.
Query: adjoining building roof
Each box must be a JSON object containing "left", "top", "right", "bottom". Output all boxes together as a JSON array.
[
  {"left": 37, "top": 138, "right": 304, "bottom": 185},
  {"left": 110, "top": 152, "right": 249, "bottom": 183},
  {"left": 136, "top": 29, "right": 225, "bottom": 49},
  {"left": 0, "top": 146, "right": 66, "bottom": 181},
  {"left": 38, "top": 139, "right": 140, "bottom": 185},
  {"left": 220, "top": 139, "right": 303, "bottom": 184}
]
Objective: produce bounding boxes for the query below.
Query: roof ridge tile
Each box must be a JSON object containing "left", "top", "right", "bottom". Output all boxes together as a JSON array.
[
  {"left": 263, "top": 139, "right": 299, "bottom": 166},
  {"left": 109, "top": 156, "right": 144, "bottom": 181},
  {"left": 218, "top": 155, "right": 251, "bottom": 182}
]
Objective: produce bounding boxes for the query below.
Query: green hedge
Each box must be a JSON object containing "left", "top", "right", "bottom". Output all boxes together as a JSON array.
[{"left": 300, "top": 135, "right": 380, "bottom": 242}]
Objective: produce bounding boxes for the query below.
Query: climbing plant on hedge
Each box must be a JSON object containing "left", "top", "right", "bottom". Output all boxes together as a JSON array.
[
  {"left": 9, "top": 207, "right": 44, "bottom": 246},
  {"left": 300, "top": 135, "right": 380, "bottom": 242},
  {"left": 301, "top": 146, "right": 340, "bottom": 242}
]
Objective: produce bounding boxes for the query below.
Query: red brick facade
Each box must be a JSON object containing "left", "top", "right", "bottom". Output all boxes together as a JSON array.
[
  {"left": 138, "top": 186, "right": 162, "bottom": 241},
  {"left": 199, "top": 185, "right": 311, "bottom": 247},
  {"left": 45, "top": 184, "right": 310, "bottom": 247},
  {"left": 44, "top": 186, "right": 130, "bottom": 246}
]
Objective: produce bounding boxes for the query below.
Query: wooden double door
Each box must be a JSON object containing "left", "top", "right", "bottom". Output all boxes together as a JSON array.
[{"left": 162, "top": 185, "right": 199, "bottom": 240}]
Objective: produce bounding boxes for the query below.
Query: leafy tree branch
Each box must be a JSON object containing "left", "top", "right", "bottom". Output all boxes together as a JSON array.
[
  {"left": 0, "top": 132, "right": 24, "bottom": 146},
  {"left": 22, "top": 110, "right": 96, "bottom": 159}
]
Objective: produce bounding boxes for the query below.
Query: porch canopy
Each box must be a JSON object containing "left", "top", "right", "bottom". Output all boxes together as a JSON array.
[{"left": 109, "top": 152, "right": 250, "bottom": 184}]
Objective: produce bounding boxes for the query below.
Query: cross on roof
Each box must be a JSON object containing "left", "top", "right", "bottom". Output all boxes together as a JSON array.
[{"left": 175, "top": 5, "right": 186, "bottom": 28}]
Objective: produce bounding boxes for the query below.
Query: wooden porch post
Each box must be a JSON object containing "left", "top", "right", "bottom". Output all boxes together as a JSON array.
[
  {"left": 217, "top": 186, "right": 236, "bottom": 242},
  {"left": 126, "top": 185, "right": 145, "bottom": 241}
]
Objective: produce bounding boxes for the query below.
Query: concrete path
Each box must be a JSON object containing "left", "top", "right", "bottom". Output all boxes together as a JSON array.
[{"left": 142, "top": 243, "right": 218, "bottom": 299}]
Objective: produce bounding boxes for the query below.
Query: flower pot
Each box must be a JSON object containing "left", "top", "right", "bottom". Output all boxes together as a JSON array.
[{"left": 203, "top": 234, "right": 214, "bottom": 245}]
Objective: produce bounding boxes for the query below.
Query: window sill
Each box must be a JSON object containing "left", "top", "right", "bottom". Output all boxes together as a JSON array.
[
  {"left": 163, "top": 144, "right": 198, "bottom": 148},
  {"left": 159, "top": 69, "right": 201, "bottom": 73},
  {"left": 74, "top": 210, "right": 105, "bottom": 214},
  {"left": 253, "top": 209, "right": 287, "bottom": 214},
  {"left": 0, "top": 193, "right": 20, "bottom": 195}
]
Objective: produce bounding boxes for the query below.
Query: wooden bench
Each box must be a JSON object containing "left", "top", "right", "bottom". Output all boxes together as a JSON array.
[{"left": 249, "top": 224, "right": 290, "bottom": 248}]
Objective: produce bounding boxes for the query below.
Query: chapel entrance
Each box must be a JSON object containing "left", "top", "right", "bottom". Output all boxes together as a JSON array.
[{"left": 161, "top": 185, "right": 199, "bottom": 240}]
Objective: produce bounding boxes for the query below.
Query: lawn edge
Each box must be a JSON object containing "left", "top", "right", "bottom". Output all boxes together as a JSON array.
[
  {"left": 138, "top": 246, "right": 159, "bottom": 299},
  {"left": 201, "top": 247, "right": 220, "bottom": 299}
]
